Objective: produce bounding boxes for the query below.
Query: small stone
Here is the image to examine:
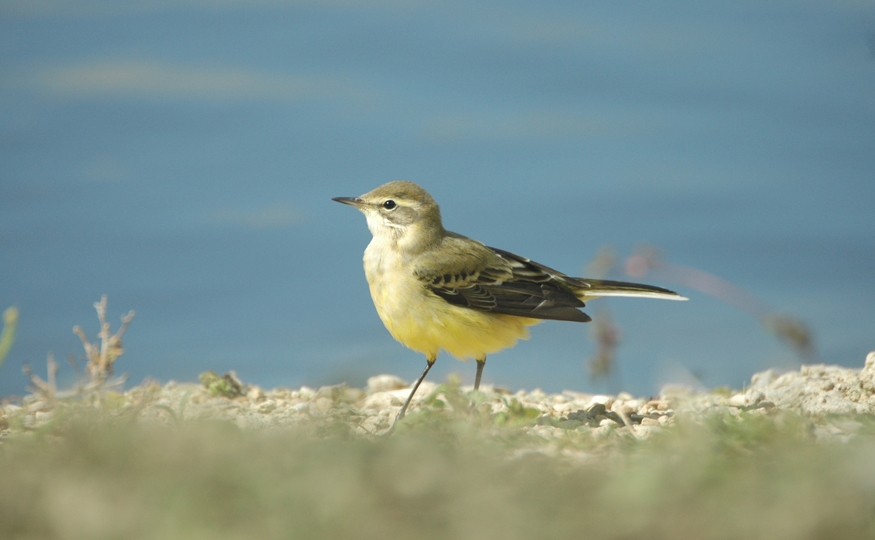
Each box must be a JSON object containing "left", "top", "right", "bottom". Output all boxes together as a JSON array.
[
  {"left": 728, "top": 394, "right": 748, "bottom": 407},
  {"left": 745, "top": 391, "right": 765, "bottom": 405},
  {"left": 313, "top": 397, "right": 333, "bottom": 413},
  {"left": 865, "top": 351, "right": 875, "bottom": 370},
  {"left": 367, "top": 374, "right": 409, "bottom": 393},
  {"left": 648, "top": 399, "right": 670, "bottom": 411},
  {"left": 588, "top": 395, "right": 614, "bottom": 409},
  {"left": 290, "top": 402, "right": 310, "bottom": 413},
  {"left": 640, "top": 416, "right": 660, "bottom": 426},
  {"left": 256, "top": 400, "right": 277, "bottom": 414},
  {"left": 3, "top": 404, "right": 21, "bottom": 414},
  {"left": 385, "top": 382, "right": 435, "bottom": 404},
  {"left": 586, "top": 403, "right": 607, "bottom": 417},
  {"left": 599, "top": 417, "right": 618, "bottom": 427},
  {"left": 529, "top": 389, "right": 547, "bottom": 400},
  {"left": 552, "top": 403, "right": 573, "bottom": 416},
  {"left": 339, "top": 387, "right": 366, "bottom": 403},
  {"left": 750, "top": 369, "right": 779, "bottom": 388},
  {"left": 624, "top": 399, "right": 644, "bottom": 412},
  {"left": 611, "top": 401, "right": 635, "bottom": 415},
  {"left": 362, "top": 392, "right": 403, "bottom": 410},
  {"left": 247, "top": 387, "right": 265, "bottom": 402}
]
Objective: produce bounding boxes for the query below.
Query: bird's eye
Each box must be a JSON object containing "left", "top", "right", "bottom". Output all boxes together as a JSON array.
[{"left": 382, "top": 200, "right": 397, "bottom": 210}]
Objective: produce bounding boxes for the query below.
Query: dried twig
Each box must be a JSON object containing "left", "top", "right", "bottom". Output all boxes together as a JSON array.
[
  {"left": 588, "top": 309, "right": 620, "bottom": 380},
  {"left": 22, "top": 353, "right": 59, "bottom": 409},
  {"left": 625, "top": 245, "right": 817, "bottom": 361},
  {"left": 73, "top": 295, "right": 135, "bottom": 384}
]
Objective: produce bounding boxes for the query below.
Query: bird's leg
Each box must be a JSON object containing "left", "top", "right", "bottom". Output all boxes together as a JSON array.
[
  {"left": 474, "top": 357, "right": 486, "bottom": 391},
  {"left": 466, "top": 357, "right": 487, "bottom": 420},
  {"left": 393, "top": 356, "right": 436, "bottom": 427}
]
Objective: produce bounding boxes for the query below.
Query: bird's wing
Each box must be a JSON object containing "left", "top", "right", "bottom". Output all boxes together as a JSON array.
[
  {"left": 412, "top": 237, "right": 592, "bottom": 323},
  {"left": 486, "top": 247, "right": 686, "bottom": 302}
]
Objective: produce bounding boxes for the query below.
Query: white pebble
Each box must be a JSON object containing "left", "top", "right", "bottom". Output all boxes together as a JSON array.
[
  {"left": 366, "top": 374, "right": 409, "bottom": 393},
  {"left": 611, "top": 401, "right": 635, "bottom": 415},
  {"left": 552, "top": 403, "right": 573, "bottom": 416},
  {"left": 256, "top": 400, "right": 277, "bottom": 414},
  {"left": 313, "top": 397, "right": 333, "bottom": 413},
  {"left": 290, "top": 402, "right": 310, "bottom": 413},
  {"left": 728, "top": 393, "right": 748, "bottom": 407},
  {"left": 297, "top": 386, "right": 316, "bottom": 400},
  {"left": 362, "top": 392, "right": 403, "bottom": 410}
]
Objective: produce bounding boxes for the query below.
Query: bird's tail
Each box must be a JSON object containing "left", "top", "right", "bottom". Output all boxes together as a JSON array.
[{"left": 572, "top": 279, "right": 688, "bottom": 302}]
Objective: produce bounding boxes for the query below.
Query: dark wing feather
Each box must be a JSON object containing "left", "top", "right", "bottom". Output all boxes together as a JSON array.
[{"left": 422, "top": 245, "right": 592, "bottom": 323}]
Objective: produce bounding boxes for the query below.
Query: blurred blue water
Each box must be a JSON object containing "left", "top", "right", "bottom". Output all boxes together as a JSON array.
[{"left": 1, "top": 2, "right": 874, "bottom": 398}]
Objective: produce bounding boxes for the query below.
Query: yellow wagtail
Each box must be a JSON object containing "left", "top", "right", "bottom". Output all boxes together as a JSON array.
[{"left": 333, "top": 181, "right": 686, "bottom": 425}]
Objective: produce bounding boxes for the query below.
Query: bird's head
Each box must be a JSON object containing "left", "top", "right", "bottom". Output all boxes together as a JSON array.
[{"left": 333, "top": 181, "right": 445, "bottom": 251}]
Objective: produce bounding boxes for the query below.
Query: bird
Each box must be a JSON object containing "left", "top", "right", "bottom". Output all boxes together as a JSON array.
[{"left": 333, "top": 181, "right": 686, "bottom": 427}]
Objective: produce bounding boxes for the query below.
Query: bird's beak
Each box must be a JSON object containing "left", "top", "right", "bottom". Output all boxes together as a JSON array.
[{"left": 332, "top": 196, "right": 365, "bottom": 208}]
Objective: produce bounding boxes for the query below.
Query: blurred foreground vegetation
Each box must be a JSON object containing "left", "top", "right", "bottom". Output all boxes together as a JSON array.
[
  {"left": 3, "top": 296, "right": 872, "bottom": 539},
  {"left": 2, "top": 402, "right": 875, "bottom": 540}
]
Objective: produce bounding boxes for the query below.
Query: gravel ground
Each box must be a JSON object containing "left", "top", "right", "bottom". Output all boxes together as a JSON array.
[{"left": 3, "top": 351, "right": 874, "bottom": 445}]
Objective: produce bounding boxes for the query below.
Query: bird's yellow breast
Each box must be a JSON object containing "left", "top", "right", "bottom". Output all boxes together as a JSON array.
[{"left": 363, "top": 239, "right": 539, "bottom": 361}]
